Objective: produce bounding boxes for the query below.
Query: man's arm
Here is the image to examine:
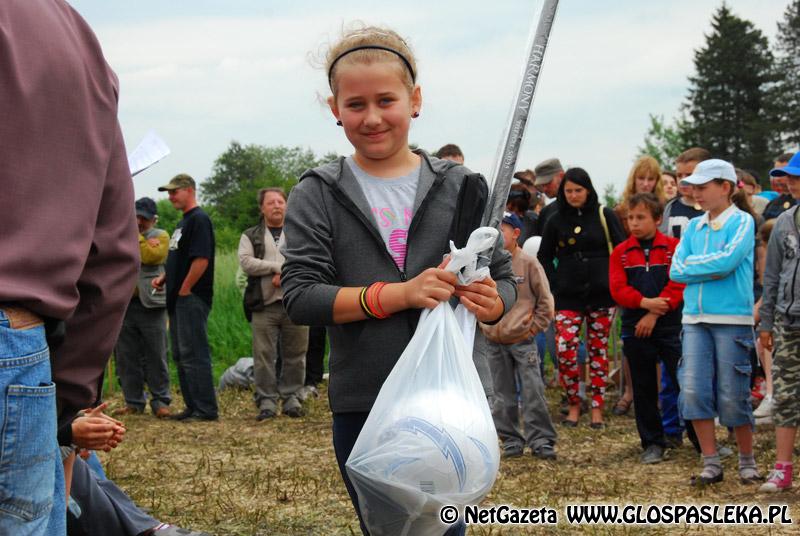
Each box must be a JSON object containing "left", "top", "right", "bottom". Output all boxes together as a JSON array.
[
  {"left": 139, "top": 231, "right": 169, "bottom": 265},
  {"left": 179, "top": 257, "right": 209, "bottom": 296},
  {"left": 238, "top": 233, "right": 282, "bottom": 276}
]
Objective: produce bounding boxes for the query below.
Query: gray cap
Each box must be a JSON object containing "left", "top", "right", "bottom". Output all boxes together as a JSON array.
[
  {"left": 533, "top": 158, "right": 564, "bottom": 186},
  {"left": 135, "top": 197, "right": 157, "bottom": 219}
]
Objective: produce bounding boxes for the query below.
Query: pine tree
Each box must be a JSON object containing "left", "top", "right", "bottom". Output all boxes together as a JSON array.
[
  {"left": 773, "top": 0, "right": 800, "bottom": 149},
  {"left": 638, "top": 114, "right": 691, "bottom": 169},
  {"left": 681, "top": 4, "right": 779, "bottom": 176}
]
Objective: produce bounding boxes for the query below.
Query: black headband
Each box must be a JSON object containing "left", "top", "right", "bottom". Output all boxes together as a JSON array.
[{"left": 327, "top": 45, "right": 416, "bottom": 88}]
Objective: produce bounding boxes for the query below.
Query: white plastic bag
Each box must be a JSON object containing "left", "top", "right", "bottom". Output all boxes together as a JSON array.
[{"left": 346, "top": 228, "right": 501, "bottom": 536}]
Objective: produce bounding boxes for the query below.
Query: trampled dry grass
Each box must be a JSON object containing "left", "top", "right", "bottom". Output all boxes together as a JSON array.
[{"left": 101, "top": 385, "right": 800, "bottom": 535}]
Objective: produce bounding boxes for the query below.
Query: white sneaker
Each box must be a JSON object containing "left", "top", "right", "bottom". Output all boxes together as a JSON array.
[{"left": 753, "top": 394, "right": 774, "bottom": 418}]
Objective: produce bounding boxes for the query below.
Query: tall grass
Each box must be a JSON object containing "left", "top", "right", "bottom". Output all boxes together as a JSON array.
[
  {"left": 208, "top": 250, "right": 253, "bottom": 379},
  {"left": 109, "top": 249, "right": 252, "bottom": 395}
]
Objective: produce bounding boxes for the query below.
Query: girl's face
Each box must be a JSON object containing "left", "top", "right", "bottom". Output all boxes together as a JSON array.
[
  {"left": 563, "top": 181, "right": 588, "bottom": 208},
  {"left": 691, "top": 181, "right": 730, "bottom": 214},
  {"left": 328, "top": 61, "right": 421, "bottom": 165},
  {"left": 634, "top": 174, "right": 658, "bottom": 194},
  {"left": 662, "top": 174, "right": 678, "bottom": 199}
]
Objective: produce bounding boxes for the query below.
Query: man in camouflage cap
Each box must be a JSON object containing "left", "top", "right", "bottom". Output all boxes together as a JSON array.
[{"left": 153, "top": 174, "right": 219, "bottom": 421}]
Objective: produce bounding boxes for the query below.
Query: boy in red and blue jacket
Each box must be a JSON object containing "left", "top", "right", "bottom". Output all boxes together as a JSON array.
[{"left": 609, "top": 193, "right": 697, "bottom": 463}]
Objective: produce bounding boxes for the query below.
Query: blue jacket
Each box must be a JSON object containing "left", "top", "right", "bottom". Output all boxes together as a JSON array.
[{"left": 670, "top": 205, "right": 754, "bottom": 325}]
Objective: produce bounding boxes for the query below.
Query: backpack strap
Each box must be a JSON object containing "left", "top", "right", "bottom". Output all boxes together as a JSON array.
[
  {"left": 598, "top": 204, "right": 613, "bottom": 255},
  {"left": 447, "top": 172, "right": 489, "bottom": 248}
]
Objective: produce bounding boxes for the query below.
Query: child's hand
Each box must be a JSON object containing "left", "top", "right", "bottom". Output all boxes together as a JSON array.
[
  {"left": 71, "top": 416, "right": 123, "bottom": 452},
  {"left": 759, "top": 331, "right": 773, "bottom": 352},
  {"left": 634, "top": 312, "right": 659, "bottom": 338},
  {"left": 454, "top": 277, "right": 503, "bottom": 323},
  {"left": 72, "top": 403, "right": 126, "bottom": 451},
  {"left": 404, "top": 267, "right": 457, "bottom": 309},
  {"left": 640, "top": 297, "right": 670, "bottom": 315}
]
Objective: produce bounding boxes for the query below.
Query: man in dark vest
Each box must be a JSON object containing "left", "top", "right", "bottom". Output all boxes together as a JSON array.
[
  {"left": 239, "top": 188, "right": 309, "bottom": 420},
  {"left": 113, "top": 198, "right": 172, "bottom": 418}
]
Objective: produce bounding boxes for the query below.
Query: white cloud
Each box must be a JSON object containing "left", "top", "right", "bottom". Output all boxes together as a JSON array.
[{"left": 72, "top": 0, "right": 790, "bottom": 201}]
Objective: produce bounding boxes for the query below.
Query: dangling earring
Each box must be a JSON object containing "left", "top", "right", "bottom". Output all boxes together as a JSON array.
[
  {"left": 412, "top": 112, "right": 419, "bottom": 118},
  {"left": 336, "top": 120, "right": 343, "bottom": 126}
]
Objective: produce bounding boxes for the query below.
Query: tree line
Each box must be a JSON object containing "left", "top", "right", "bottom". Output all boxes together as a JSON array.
[
  {"left": 641, "top": 1, "right": 800, "bottom": 183},
  {"left": 157, "top": 1, "right": 799, "bottom": 249}
]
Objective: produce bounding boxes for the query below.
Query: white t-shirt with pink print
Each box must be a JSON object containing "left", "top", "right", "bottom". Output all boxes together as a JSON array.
[{"left": 347, "top": 156, "right": 420, "bottom": 271}]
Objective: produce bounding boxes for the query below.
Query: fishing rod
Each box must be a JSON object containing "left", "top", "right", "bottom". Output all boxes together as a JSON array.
[{"left": 483, "top": 0, "right": 560, "bottom": 229}]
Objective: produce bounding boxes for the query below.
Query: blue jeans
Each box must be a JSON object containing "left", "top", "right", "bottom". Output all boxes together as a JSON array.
[
  {"left": 678, "top": 323, "right": 755, "bottom": 427},
  {"left": 169, "top": 294, "right": 218, "bottom": 419},
  {"left": 0, "top": 307, "right": 66, "bottom": 535}
]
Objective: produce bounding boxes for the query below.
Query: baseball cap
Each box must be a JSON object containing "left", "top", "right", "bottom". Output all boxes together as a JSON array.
[
  {"left": 533, "top": 158, "right": 563, "bottom": 186},
  {"left": 135, "top": 197, "right": 157, "bottom": 219},
  {"left": 769, "top": 152, "right": 800, "bottom": 178},
  {"left": 679, "top": 159, "right": 737, "bottom": 186},
  {"left": 501, "top": 211, "right": 523, "bottom": 230},
  {"left": 157, "top": 173, "right": 196, "bottom": 192}
]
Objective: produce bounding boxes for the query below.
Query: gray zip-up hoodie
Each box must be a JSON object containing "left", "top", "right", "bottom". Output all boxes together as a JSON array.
[
  {"left": 760, "top": 205, "right": 800, "bottom": 331},
  {"left": 281, "top": 152, "right": 516, "bottom": 413}
]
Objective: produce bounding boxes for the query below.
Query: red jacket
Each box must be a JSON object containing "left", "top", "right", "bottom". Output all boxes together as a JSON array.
[{"left": 609, "top": 231, "right": 685, "bottom": 334}]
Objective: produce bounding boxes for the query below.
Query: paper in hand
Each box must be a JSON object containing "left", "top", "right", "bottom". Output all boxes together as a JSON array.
[{"left": 128, "top": 130, "right": 170, "bottom": 176}]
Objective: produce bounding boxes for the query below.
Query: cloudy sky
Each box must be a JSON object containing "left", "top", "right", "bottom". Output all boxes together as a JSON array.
[{"left": 70, "top": 0, "right": 790, "bottom": 202}]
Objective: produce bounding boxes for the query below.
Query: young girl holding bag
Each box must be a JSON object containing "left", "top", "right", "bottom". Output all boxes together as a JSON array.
[{"left": 280, "top": 26, "right": 516, "bottom": 534}]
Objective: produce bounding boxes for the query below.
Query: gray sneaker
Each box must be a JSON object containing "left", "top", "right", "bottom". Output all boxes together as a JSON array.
[
  {"left": 664, "top": 434, "right": 683, "bottom": 449},
  {"left": 641, "top": 445, "right": 665, "bottom": 464},
  {"left": 155, "top": 526, "right": 212, "bottom": 536},
  {"left": 501, "top": 444, "right": 523, "bottom": 459},
  {"left": 532, "top": 444, "right": 557, "bottom": 460}
]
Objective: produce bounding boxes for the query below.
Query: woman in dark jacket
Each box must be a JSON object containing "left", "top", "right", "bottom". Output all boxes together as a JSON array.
[{"left": 538, "top": 168, "right": 625, "bottom": 428}]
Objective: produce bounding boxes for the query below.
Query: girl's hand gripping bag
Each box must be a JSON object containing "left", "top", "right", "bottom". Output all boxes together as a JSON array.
[{"left": 346, "top": 228, "right": 501, "bottom": 536}]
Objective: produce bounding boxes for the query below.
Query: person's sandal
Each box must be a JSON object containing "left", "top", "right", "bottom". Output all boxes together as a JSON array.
[{"left": 612, "top": 398, "right": 632, "bottom": 416}]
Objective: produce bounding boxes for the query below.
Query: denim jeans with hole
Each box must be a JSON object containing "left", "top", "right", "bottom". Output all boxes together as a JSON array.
[
  {"left": 0, "top": 308, "right": 66, "bottom": 535},
  {"left": 678, "top": 323, "right": 755, "bottom": 427}
]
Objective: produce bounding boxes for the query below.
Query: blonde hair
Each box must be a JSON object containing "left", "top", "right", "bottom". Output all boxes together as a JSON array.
[
  {"left": 325, "top": 25, "right": 417, "bottom": 97},
  {"left": 622, "top": 155, "right": 665, "bottom": 205}
]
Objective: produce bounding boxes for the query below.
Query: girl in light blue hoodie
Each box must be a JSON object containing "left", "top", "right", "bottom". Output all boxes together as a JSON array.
[{"left": 671, "top": 159, "right": 761, "bottom": 487}]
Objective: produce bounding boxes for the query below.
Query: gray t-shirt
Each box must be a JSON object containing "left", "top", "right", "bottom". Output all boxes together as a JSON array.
[{"left": 347, "top": 156, "right": 420, "bottom": 270}]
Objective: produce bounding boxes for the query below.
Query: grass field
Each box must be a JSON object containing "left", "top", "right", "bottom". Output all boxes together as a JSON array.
[
  {"left": 103, "top": 384, "right": 800, "bottom": 535},
  {"left": 103, "top": 250, "right": 800, "bottom": 535}
]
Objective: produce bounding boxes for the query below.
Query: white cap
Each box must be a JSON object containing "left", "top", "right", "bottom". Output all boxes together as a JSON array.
[{"left": 680, "top": 158, "right": 737, "bottom": 186}]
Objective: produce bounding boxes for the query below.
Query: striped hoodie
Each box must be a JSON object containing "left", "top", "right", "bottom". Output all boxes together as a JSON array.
[{"left": 670, "top": 204, "right": 754, "bottom": 325}]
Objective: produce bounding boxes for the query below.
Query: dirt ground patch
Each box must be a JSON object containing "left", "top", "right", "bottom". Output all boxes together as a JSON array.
[{"left": 101, "top": 385, "right": 800, "bottom": 535}]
